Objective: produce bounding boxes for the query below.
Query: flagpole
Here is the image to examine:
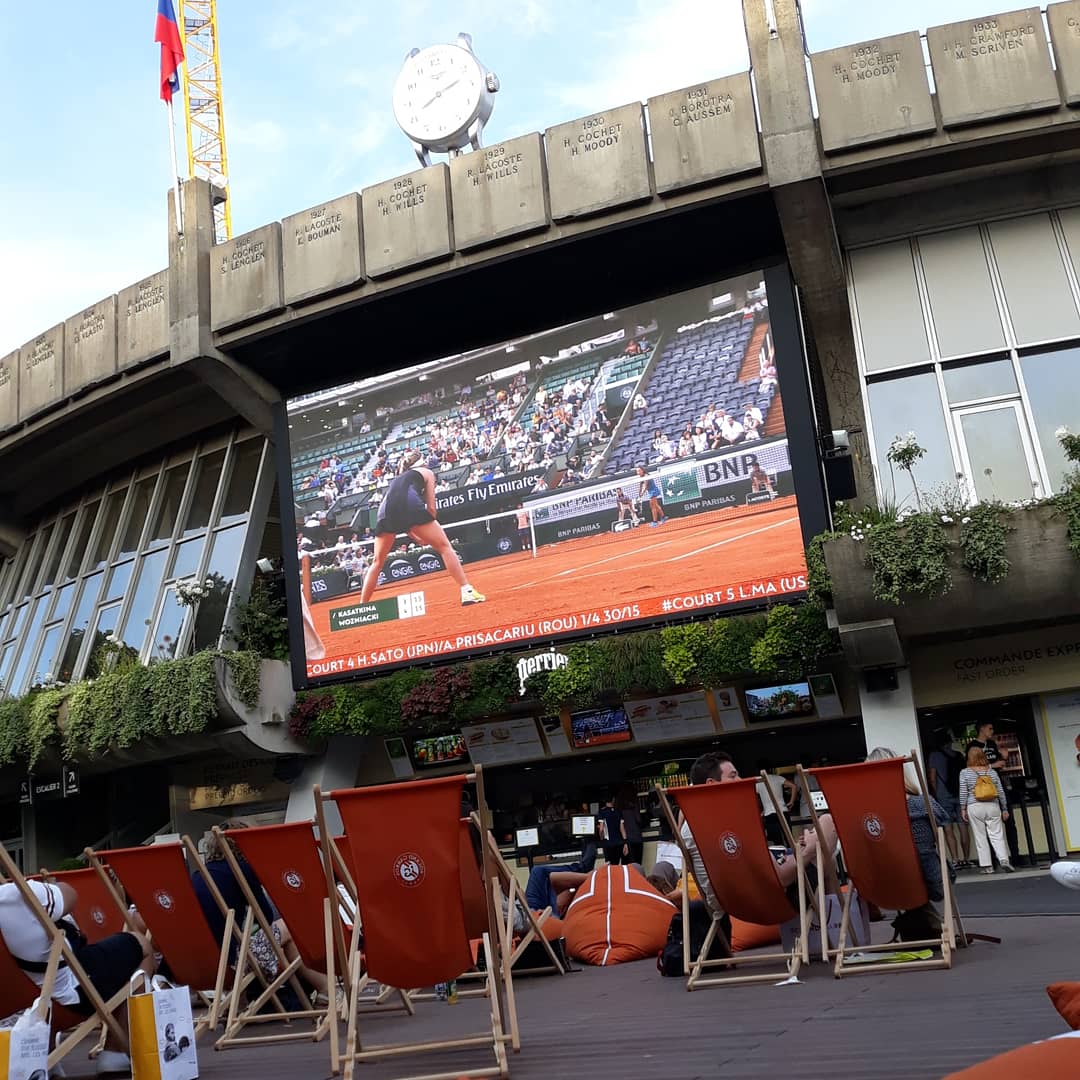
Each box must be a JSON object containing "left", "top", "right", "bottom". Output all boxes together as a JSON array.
[{"left": 166, "top": 95, "right": 184, "bottom": 235}]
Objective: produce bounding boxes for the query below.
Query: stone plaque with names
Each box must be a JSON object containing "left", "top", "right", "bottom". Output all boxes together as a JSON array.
[
  {"left": 450, "top": 133, "right": 549, "bottom": 250},
  {"left": 1048, "top": 1, "right": 1080, "bottom": 106},
  {"left": 19, "top": 324, "right": 63, "bottom": 421},
  {"left": 65, "top": 294, "right": 117, "bottom": 395},
  {"left": 928, "top": 8, "right": 1060, "bottom": 128},
  {"left": 811, "top": 32, "right": 937, "bottom": 151},
  {"left": 210, "top": 223, "right": 284, "bottom": 330},
  {"left": 545, "top": 103, "right": 652, "bottom": 221},
  {"left": 0, "top": 352, "right": 17, "bottom": 431},
  {"left": 117, "top": 270, "right": 169, "bottom": 369},
  {"left": 363, "top": 165, "right": 453, "bottom": 278},
  {"left": 648, "top": 73, "right": 761, "bottom": 192},
  {"left": 282, "top": 193, "right": 364, "bottom": 305}
]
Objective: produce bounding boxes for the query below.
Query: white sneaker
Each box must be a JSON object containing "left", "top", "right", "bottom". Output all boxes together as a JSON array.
[
  {"left": 460, "top": 584, "right": 485, "bottom": 606},
  {"left": 1050, "top": 861, "right": 1080, "bottom": 890},
  {"left": 96, "top": 1049, "right": 131, "bottom": 1075}
]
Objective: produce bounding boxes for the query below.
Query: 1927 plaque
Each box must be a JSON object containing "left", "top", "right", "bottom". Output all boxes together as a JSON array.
[
  {"left": 65, "top": 294, "right": 117, "bottom": 395},
  {"left": 450, "top": 133, "right": 549, "bottom": 250},
  {"left": 210, "top": 223, "right": 284, "bottom": 331},
  {"left": 117, "top": 271, "right": 169, "bottom": 369},
  {"left": 282, "top": 194, "right": 364, "bottom": 305},
  {"left": 363, "top": 165, "right": 453, "bottom": 278},
  {"left": 811, "top": 32, "right": 937, "bottom": 151},
  {"left": 928, "top": 8, "right": 1060, "bottom": 127},
  {"left": 648, "top": 73, "right": 761, "bottom": 192},
  {"left": 19, "top": 324, "right": 63, "bottom": 420},
  {"left": 545, "top": 103, "right": 652, "bottom": 221}
]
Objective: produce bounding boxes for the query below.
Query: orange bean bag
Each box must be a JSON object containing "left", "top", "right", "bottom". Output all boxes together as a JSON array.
[
  {"left": 729, "top": 917, "right": 781, "bottom": 952},
  {"left": 943, "top": 1032, "right": 1080, "bottom": 1078},
  {"left": 562, "top": 864, "right": 676, "bottom": 966},
  {"left": 1048, "top": 982, "right": 1080, "bottom": 1030}
]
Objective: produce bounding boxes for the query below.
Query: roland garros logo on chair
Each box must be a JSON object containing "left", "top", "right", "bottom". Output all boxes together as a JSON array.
[
  {"left": 719, "top": 831, "right": 742, "bottom": 859},
  {"left": 90, "top": 906, "right": 106, "bottom": 927},
  {"left": 393, "top": 852, "right": 427, "bottom": 888},
  {"left": 154, "top": 889, "right": 175, "bottom": 912},
  {"left": 282, "top": 869, "right": 305, "bottom": 892},
  {"left": 862, "top": 812, "right": 885, "bottom": 841}
]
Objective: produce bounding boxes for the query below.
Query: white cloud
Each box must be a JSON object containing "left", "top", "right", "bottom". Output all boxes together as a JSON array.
[{"left": 553, "top": 0, "right": 750, "bottom": 115}]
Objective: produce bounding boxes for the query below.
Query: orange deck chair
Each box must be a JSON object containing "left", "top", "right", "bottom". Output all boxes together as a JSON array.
[
  {"left": 317, "top": 768, "right": 515, "bottom": 1080},
  {"left": 656, "top": 777, "right": 811, "bottom": 988},
  {"left": 801, "top": 752, "right": 964, "bottom": 977},
  {"left": 0, "top": 846, "right": 129, "bottom": 1074},
  {"left": 39, "top": 867, "right": 128, "bottom": 945},
  {"left": 86, "top": 839, "right": 264, "bottom": 1036}
]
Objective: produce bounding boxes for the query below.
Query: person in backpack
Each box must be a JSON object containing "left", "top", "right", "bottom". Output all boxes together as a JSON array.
[
  {"left": 927, "top": 729, "right": 971, "bottom": 869},
  {"left": 959, "top": 747, "right": 1013, "bottom": 875}
]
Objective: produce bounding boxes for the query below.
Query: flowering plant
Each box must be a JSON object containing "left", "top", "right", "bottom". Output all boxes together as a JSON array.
[
  {"left": 176, "top": 578, "right": 214, "bottom": 608},
  {"left": 1057, "top": 425, "right": 1080, "bottom": 465},
  {"left": 886, "top": 431, "right": 926, "bottom": 510}
]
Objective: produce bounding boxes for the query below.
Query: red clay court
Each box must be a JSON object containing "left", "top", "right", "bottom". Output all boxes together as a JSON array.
[{"left": 306, "top": 497, "right": 806, "bottom": 675}]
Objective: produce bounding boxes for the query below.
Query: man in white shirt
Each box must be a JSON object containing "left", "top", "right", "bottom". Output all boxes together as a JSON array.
[
  {"left": 0, "top": 878, "right": 154, "bottom": 1072},
  {"left": 719, "top": 414, "right": 744, "bottom": 445}
]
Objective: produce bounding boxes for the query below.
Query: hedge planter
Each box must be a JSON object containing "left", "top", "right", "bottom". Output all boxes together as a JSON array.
[{"left": 824, "top": 504, "right": 1080, "bottom": 640}]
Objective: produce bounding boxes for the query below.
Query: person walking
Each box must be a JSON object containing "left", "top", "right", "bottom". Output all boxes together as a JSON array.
[
  {"left": 598, "top": 794, "right": 623, "bottom": 865},
  {"left": 927, "top": 729, "right": 971, "bottom": 868},
  {"left": 615, "top": 784, "right": 644, "bottom": 865},
  {"left": 959, "top": 747, "right": 1014, "bottom": 875},
  {"left": 967, "top": 719, "right": 1020, "bottom": 865}
]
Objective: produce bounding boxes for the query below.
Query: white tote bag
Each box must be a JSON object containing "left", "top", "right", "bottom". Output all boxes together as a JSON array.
[
  {"left": 130, "top": 974, "right": 199, "bottom": 1080},
  {"left": 0, "top": 999, "right": 50, "bottom": 1080}
]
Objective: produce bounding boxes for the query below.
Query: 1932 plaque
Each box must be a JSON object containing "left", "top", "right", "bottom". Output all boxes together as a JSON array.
[
  {"left": 282, "top": 194, "right": 364, "bottom": 304},
  {"left": 545, "top": 103, "right": 652, "bottom": 220},
  {"left": 648, "top": 73, "right": 761, "bottom": 192},
  {"left": 450, "top": 133, "right": 549, "bottom": 250},
  {"left": 363, "top": 165, "right": 453, "bottom": 278},
  {"left": 811, "top": 32, "right": 937, "bottom": 151},
  {"left": 928, "top": 8, "right": 1060, "bottom": 127}
]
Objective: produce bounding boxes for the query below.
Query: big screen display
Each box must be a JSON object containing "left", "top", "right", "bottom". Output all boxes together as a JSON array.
[{"left": 284, "top": 269, "right": 812, "bottom": 684}]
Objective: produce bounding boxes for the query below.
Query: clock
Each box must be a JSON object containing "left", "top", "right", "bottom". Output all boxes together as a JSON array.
[{"left": 392, "top": 33, "right": 500, "bottom": 166}]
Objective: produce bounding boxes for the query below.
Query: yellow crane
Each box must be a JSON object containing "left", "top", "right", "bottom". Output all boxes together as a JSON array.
[{"left": 180, "top": 1, "right": 232, "bottom": 242}]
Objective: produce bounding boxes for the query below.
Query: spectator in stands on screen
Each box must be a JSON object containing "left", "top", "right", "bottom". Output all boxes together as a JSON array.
[
  {"left": 749, "top": 457, "right": 775, "bottom": 495},
  {"left": 760, "top": 362, "right": 778, "bottom": 392},
  {"left": 743, "top": 419, "right": 762, "bottom": 443},
  {"left": 633, "top": 393, "right": 647, "bottom": 412},
  {"left": 533, "top": 476, "right": 549, "bottom": 493},
  {"left": 744, "top": 402, "right": 763, "bottom": 428},
  {"left": 625, "top": 340, "right": 641, "bottom": 356},
  {"left": 677, "top": 430, "right": 694, "bottom": 458},
  {"left": 719, "top": 413, "right": 745, "bottom": 446},
  {"left": 692, "top": 426, "right": 709, "bottom": 454}
]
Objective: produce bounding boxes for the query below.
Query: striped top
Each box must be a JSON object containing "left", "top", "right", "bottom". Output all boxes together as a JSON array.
[{"left": 958, "top": 766, "right": 1007, "bottom": 812}]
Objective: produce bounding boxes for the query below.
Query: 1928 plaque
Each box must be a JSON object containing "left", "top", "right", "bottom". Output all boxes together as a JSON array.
[
  {"left": 545, "top": 103, "right": 652, "bottom": 220},
  {"left": 363, "top": 165, "right": 453, "bottom": 278},
  {"left": 648, "top": 73, "right": 761, "bottom": 192}
]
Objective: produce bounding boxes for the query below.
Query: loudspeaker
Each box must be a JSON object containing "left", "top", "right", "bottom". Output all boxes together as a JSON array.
[
  {"left": 863, "top": 668, "right": 899, "bottom": 693},
  {"left": 823, "top": 451, "right": 858, "bottom": 504}
]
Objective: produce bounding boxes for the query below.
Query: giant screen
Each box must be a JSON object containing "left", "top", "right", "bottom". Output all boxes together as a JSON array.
[{"left": 283, "top": 269, "right": 812, "bottom": 684}]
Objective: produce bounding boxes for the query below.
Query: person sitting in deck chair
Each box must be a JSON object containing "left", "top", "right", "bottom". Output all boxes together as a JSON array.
[
  {"left": 524, "top": 844, "right": 598, "bottom": 917},
  {"left": 682, "top": 751, "right": 841, "bottom": 909}
]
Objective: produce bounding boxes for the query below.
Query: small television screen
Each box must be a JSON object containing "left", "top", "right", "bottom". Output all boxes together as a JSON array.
[
  {"left": 515, "top": 827, "right": 540, "bottom": 848},
  {"left": 569, "top": 707, "right": 631, "bottom": 749},
  {"left": 411, "top": 733, "right": 467, "bottom": 767},
  {"left": 571, "top": 815, "right": 597, "bottom": 837},
  {"left": 744, "top": 681, "right": 814, "bottom": 721}
]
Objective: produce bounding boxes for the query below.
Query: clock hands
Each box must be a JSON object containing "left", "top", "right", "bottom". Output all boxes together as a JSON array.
[{"left": 421, "top": 78, "right": 460, "bottom": 109}]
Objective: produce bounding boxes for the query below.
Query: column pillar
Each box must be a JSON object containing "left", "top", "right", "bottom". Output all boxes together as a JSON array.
[{"left": 858, "top": 668, "right": 922, "bottom": 763}]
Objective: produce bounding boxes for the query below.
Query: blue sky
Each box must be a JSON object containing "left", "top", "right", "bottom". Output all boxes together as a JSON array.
[{"left": 0, "top": 0, "right": 1024, "bottom": 356}]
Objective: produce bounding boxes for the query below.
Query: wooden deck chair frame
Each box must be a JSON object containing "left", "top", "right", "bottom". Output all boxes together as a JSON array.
[
  {"left": 0, "top": 845, "right": 130, "bottom": 1074},
  {"left": 84, "top": 839, "right": 276, "bottom": 1038},
  {"left": 798, "top": 751, "right": 965, "bottom": 978},
  {"left": 316, "top": 765, "right": 516, "bottom": 1080},
  {"left": 655, "top": 780, "right": 811, "bottom": 988},
  {"left": 199, "top": 824, "right": 339, "bottom": 1057}
]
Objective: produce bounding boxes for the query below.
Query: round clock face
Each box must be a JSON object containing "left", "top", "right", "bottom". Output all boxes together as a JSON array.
[{"left": 392, "top": 44, "right": 484, "bottom": 146}]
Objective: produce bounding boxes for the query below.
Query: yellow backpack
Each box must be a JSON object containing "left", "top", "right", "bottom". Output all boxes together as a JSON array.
[{"left": 973, "top": 772, "right": 998, "bottom": 802}]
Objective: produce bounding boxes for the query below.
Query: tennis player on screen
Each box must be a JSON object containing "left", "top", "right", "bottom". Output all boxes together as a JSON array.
[
  {"left": 360, "top": 450, "right": 486, "bottom": 606},
  {"left": 635, "top": 465, "right": 667, "bottom": 527}
]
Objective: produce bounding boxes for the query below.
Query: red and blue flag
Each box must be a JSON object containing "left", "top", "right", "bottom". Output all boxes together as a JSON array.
[{"left": 155, "top": 0, "right": 185, "bottom": 102}]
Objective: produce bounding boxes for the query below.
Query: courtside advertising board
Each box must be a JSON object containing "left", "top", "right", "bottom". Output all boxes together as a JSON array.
[{"left": 280, "top": 267, "right": 825, "bottom": 685}]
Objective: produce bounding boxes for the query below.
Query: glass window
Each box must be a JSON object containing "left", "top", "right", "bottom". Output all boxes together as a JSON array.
[
  {"left": 41, "top": 513, "right": 75, "bottom": 590},
  {"left": 8, "top": 598, "right": 49, "bottom": 695},
  {"left": 84, "top": 606, "right": 121, "bottom": 677},
  {"left": 148, "top": 465, "right": 190, "bottom": 546},
  {"left": 0, "top": 643, "right": 14, "bottom": 690},
  {"left": 59, "top": 573, "right": 103, "bottom": 682},
  {"left": 942, "top": 357, "right": 1018, "bottom": 404},
  {"left": 50, "top": 582, "right": 75, "bottom": 625},
  {"left": 103, "top": 561, "right": 134, "bottom": 603},
  {"left": 182, "top": 450, "right": 226, "bottom": 538},
  {"left": 867, "top": 372, "right": 957, "bottom": 504},
  {"left": 117, "top": 476, "right": 157, "bottom": 560},
  {"left": 118, "top": 550, "right": 168, "bottom": 653},
  {"left": 17, "top": 526, "right": 51, "bottom": 602},
  {"left": 220, "top": 441, "right": 263, "bottom": 524},
  {"left": 849, "top": 242, "right": 931, "bottom": 373},
  {"left": 150, "top": 589, "right": 186, "bottom": 663},
  {"left": 1020, "top": 346, "right": 1080, "bottom": 493},
  {"left": 6, "top": 603, "right": 29, "bottom": 644},
  {"left": 169, "top": 538, "right": 205, "bottom": 582},
  {"left": 90, "top": 489, "right": 127, "bottom": 570},
  {"left": 34, "top": 626, "right": 62, "bottom": 687},
  {"left": 956, "top": 406, "right": 1038, "bottom": 503},
  {"left": 194, "top": 525, "right": 245, "bottom": 650},
  {"left": 66, "top": 501, "right": 99, "bottom": 580}
]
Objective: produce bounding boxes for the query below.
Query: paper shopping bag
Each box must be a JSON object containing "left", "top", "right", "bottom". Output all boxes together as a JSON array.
[
  {"left": 0, "top": 999, "right": 50, "bottom": 1080},
  {"left": 129, "top": 976, "right": 198, "bottom": 1080}
]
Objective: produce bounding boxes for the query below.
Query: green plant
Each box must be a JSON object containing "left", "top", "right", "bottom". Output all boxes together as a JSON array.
[
  {"left": 750, "top": 603, "right": 837, "bottom": 682},
  {"left": 229, "top": 578, "right": 290, "bottom": 662},
  {"left": 886, "top": 431, "right": 926, "bottom": 511},
  {"left": 861, "top": 514, "right": 952, "bottom": 605},
  {"left": 26, "top": 688, "right": 68, "bottom": 768},
  {"left": 805, "top": 533, "right": 833, "bottom": 606},
  {"left": 959, "top": 502, "right": 1011, "bottom": 584},
  {"left": 224, "top": 651, "right": 262, "bottom": 710}
]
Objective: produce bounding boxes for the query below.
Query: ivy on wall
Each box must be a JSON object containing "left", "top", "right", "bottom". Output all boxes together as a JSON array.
[{"left": 0, "top": 651, "right": 263, "bottom": 770}]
